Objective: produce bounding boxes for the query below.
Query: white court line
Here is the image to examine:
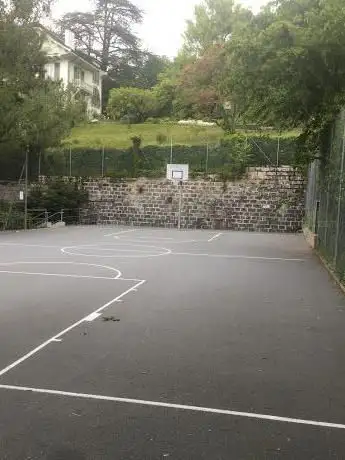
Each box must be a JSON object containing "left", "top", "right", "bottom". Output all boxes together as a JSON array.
[
  {"left": 122, "top": 238, "right": 201, "bottom": 245},
  {"left": 104, "top": 229, "right": 137, "bottom": 237},
  {"left": 171, "top": 252, "right": 305, "bottom": 262},
  {"left": 0, "top": 261, "right": 122, "bottom": 279},
  {"left": 208, "top": 233, "right": 222, "bottom": 242},
  {"left": 0, "top": 385, "right": 344, "bottom": 430},
  {"left": 62, "top": 245, "right": 172, "bottom": 258},
  {"left": 118, "top": 278, "right": 145, "bottom": 282},
  {"left": 77, "top": 247, "right": 164, "bottom": 254},
  {"left": 0, "top": 271, "right": 119, "bottom": 280},
  {"left": 0, "top": 279, "right": 145, "bottom": 378},
  {"left": 135, "top": 237, "right": 175, "bottom": 241},
  {"left": 84, "top": 312, "right": 101, "bottom": 322},
  {"left": 0, "top": 270, "right": 144, "bottom": 283},
  {"left": 0, "top": 243, "right": 60, "bottom": 248}
]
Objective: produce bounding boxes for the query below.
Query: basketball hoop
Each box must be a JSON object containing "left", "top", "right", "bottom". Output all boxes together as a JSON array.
[{"left": 167, "top": 164, "right": 189, "bottom": 183}]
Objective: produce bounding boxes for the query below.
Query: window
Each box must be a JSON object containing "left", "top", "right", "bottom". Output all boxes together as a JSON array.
[
  {"left": 74, "top": 66, "right": 80, "bottom": 81},
  {"left": 93, "top": 71, "right": 99, "bottom": 85},
  {"left": 74, "top": 67, "right": 85, "bottom": 83},
  {"left": 54, "top": 62, "right": 60, "bottom": 80},
  {"left": 92, "top": 87, "right": 101, "bottom": 108}
]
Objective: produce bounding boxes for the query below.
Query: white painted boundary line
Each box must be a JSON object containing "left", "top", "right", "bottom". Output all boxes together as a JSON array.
[
  {"left": 0, "top": 271, "right": 142, "bottom": 283},
  {"left": 0, "top": 261, "right": 122, "bottom": 277},
  {"left": 208, "top": 233, "right": 222, "bottom": 242},
  {"left": 137, "top": 236, "right": 174, "bottom": 241},
  {"left": 84, "top": 312, "right": 102, "bottom": 322},
  {"left": 62, "top": 244, "right": 172, "bottom": 259},
  {"left": 0, "top": 243, "right": 60, "bottom": 248},
  {"left": 0, "top": 279, "right": 145, "bottom": 378},
  {"left": 104, "top": 229, "right": 137, "bottom": 237},
  {"left": 0, "top": 271, "right": 120, "bottom": 281},
  {"left": 0, "top": 261, "right": 122, "bottom": 279},
  {"left": 0, "top": 384, "right": 344, "bottom": 430},
  {"left": 171, "top": 252, "right": 305, "bottom": 262}
]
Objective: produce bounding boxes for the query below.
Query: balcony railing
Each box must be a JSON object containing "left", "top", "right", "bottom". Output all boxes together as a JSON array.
[{"left": 72, "top": 79, "right": 93, "bottom": 94}]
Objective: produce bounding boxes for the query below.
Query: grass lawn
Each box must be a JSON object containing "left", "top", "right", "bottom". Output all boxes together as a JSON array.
[
  {"left": 64, "top": 122, "right": 224, "bottom": 149},
  {"left": 63, "top": 122, "right": 300, "bottom": 149}
]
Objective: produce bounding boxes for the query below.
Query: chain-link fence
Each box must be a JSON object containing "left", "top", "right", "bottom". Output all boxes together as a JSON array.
[
  {"left": 306, "top": 110, "right": 345, "bottom": 283},
  {"left": 38, "top": 137, "right": 296, "bottom": 178},
  {"left": 0, "top": 135, "right": 297, "bottom": 181}
]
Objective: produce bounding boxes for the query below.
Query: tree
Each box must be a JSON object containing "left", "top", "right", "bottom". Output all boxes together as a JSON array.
[
  {"left": 0, "top": 3, "right": 86, "bottom": 179},
  {"left": 151, "top": 52, "right": 195, "bottom": 118},
  {"left": 109, "top": 51, "right": 170, "bottom": 89},
  {"left": 59, "top": 0, "right": 143, "bottom": 106},
  {"left": 174, "top": 44, "right": 226, "bottom": 121},
  {"left": 224, "top": 0, "right": 345, "bottom": 159},
  {"left": 135, "top": 53, "right": 171, "bottom": 89},
  {"left": 1, "top": 0, "right": 52, "bottom": 23},
  {"left": 107, "top": 87, "right": 158, "bottom": 123},
  {"left": 60, "top": 0, "right": 142, "bottom": 71},
  {"left": 175, "top": 0, "right": 252, "bottom": 127},
  {"left": 183, "top": 0, "right": 252, "bottom": 56}
]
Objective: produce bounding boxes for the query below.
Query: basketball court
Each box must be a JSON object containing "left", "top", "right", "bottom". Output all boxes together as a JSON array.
[{"left": 0, "top": 225, "right": 345, "bottom": 459}]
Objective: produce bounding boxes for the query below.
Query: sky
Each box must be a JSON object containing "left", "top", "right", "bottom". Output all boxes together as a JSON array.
[{"left": 52, "top": 0, "right": 269, "bottom": 57}]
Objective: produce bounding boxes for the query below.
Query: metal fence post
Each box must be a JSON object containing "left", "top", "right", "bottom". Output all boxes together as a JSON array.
[
  {"left": 101, "top": 146, "right": 105, "bottom": 177},
  {"left": 276, "top": 135, "right": 280, "bottom": 167},
  {"left": 178, "top": 181, "right": 182, "bottom": 230},
  {"left": 333, "top": 122, "right": 345, "bottom": 267},
  {"left": 170, "top": 137, "right": 173, "bottom": 164},
  {"left": 24, "top": 147, "right": 28, "bottom": 231}
]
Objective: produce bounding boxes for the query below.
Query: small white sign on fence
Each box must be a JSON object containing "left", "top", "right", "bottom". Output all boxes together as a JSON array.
[{"left": 19, "top": 191, "right": 24, "bottom": 201}]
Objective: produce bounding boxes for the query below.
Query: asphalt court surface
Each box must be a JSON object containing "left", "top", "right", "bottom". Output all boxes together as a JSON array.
[{"left": 0, "top": 226, "right": 345, "bottom": 459}]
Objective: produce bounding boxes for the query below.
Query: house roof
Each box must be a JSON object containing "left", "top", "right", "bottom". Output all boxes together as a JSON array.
[{"left": 37, "top": 24, "right": 104, "bottom": 72}]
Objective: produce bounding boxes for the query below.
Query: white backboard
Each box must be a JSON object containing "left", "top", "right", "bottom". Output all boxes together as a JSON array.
[{"left": 167, "top": 164, "right": 189, "bottom": 182}]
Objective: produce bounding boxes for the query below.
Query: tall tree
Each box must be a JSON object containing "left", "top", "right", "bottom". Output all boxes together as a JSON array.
[
  {"left": 151, "top": 52, "right": 195, "bottom": 118},
  {"left": 0, "top": 2, "right": 85, "bottom": 179},
  {"left": 59, "top": 0, "right": 142, "bottom": 108},
  {"left": 135, "top": 53, "right": 171, "bottom": 89},
  {"left": 224, "top": 0, "right": 345, "bottom": 157},
  {"left": 174, "top": 44, "right": 226, "bottom": 121},
  {"left": 1, "top": 0, "right": 52, "bottom": 23},
  {"left": 183, "top": 0, "right": 252, "bottom": 56},
  {"left": 110, "top": 51, "right": 170, "bottom": 89},
  {"left": 60, "top": 0, "right": 143, "bottom": 72}
]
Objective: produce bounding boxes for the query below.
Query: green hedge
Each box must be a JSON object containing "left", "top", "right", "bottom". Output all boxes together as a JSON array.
[{"left": 1, "top": 134, "right": 298, "bottom": 180}]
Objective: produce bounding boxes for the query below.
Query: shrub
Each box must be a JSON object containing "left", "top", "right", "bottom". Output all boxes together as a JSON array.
[
  {"left": 107, "top": 87, "right": 158, "bottom": 123},
  {"left": 28, "top": 178, "right": 89, "bottom": 212},
  {"left": 156, "top": 132, "right": 167, "bottom": 145}
]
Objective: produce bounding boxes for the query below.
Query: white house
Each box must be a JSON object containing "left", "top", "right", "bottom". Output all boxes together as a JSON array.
[{"left": 39, "top": 26, "right": 106, "bottom": 116}]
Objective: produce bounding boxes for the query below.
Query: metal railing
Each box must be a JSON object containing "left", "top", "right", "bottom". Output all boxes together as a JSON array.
[
  {"left": 29, "top": 208, "right": 49, "bottom": 228},
  {"left": 72, "top": 79, "right": 93, "bottom": 94}
]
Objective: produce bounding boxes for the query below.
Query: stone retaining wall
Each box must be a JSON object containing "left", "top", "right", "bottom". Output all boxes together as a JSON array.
[{"left": 83, "top": 167, "right": 306, "bottom": 232}]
